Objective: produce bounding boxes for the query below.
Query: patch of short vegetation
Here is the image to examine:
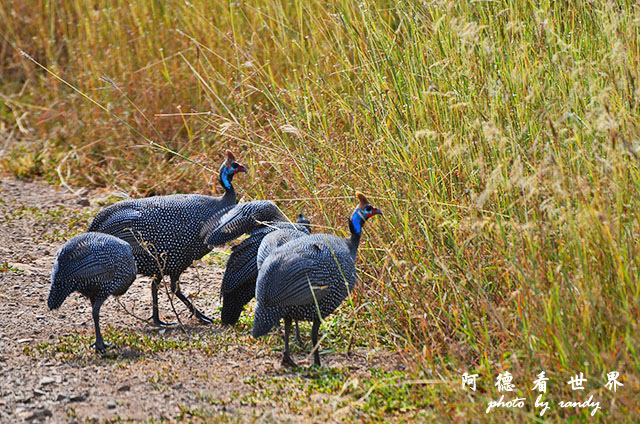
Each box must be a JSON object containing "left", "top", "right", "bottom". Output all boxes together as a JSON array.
[
  {"left": 204, "top": 249, "right": 230, "bottom": 269},
  {"left": 35, "top": 326, "right": 224, "bottom": 362},
  {"left": 0, "top": 262, "right": 24, "bottom": 273},
  {"left": 4, "top": 204, "right": 95, "bottom": 241},
  {"left": 0, "top": 146, "right": 45, "bottom": 180},
  {"left": 229, "top": 366, "right": 444, "bottom": 421},
  {"left": 176, "top": 405, "right": 241, "bottom": 423}
]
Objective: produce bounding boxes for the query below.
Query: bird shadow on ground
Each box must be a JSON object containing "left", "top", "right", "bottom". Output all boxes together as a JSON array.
[{"left": 103, "top": 347, "right": 144, "bottom": 361}]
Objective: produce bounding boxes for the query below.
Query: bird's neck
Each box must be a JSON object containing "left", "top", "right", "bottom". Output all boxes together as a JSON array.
[
  {"left": 220, "top": 183, "right": 236, "bottom": 204},
  {"left": 348, "top": 218, "right": 362, "bottom": 259},
  {"left": 218, "top": 168, "right": 236, "bottom": 201}
]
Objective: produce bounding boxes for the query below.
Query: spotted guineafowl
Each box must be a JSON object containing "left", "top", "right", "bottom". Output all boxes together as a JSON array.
[
  {"left": 256, "top": 213, "right": 312, "bottom": 344},
  {"left": 87, "top": 150, "right": 247, "bottom": 326},
  {"left": 206, "top": 201, "right": 311, "bottom": 326},
  {"left": 48, "top": 232, "right": 137, "bottom": 353},
  {"left": 252, "top": 193, "right": 382, "bottom": 367}
]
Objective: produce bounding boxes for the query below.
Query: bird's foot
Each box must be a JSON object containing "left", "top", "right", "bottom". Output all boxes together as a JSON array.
[
  {"left": 281, "top": 353, "right": 298, "bottom": 368},
  {"left": 148, "top": 315, "right": 176, "bottom": 327},
  {"left": 294, "top": 334, "right": 306, "bottom": 348},
  {"left": 194, "top": 309, "right": 214, "bottom": 324},
  {"left": 90, "top": 341, "right": 112, "bottom": 354}
]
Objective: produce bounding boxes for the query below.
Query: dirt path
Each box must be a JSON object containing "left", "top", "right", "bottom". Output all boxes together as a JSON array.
[{"left": 0, "top": 179, "right": 404, "bottom": 423}]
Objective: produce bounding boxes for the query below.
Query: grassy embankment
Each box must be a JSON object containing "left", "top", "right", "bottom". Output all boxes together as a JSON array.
[{"left": 1, "top": 0, "right": 639, "bottom": 421}]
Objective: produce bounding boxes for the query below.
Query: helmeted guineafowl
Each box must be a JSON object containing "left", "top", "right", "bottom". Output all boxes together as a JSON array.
[
  {"left": 87, "top": 150, "right": 247, "bottom": 326},
  {"left": 206, "top": 201, "right": 311, "bottom": 326},
  {"left": 252, "top": 192, "right": 382, "bottom": 367},
  {"left": 256, "top": 213, "right": 312, "bottom": 344},
  {"left": 48, "top": 232, "right": 137, "bottom": 353}
]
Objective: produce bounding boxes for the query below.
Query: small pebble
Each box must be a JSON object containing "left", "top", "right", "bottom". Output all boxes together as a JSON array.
[
  {"left": 39, "top": 377, "right": 55, "bottom": 387},
  {"left": 69, "top": 394, "right": 87, "bottom": 402},
  {"left": 27, "top": 408, "right": 53, "bottom": 420}
]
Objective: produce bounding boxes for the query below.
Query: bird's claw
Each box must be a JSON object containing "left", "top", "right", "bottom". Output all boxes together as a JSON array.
[
  {"left": 89, "top": 342, "right": 112, "bottom": 354},
  {"left": 152, "top": 318, "right": 176, "bottom": 327},
  {"left": 281, "top": 354, "right": 298, "bottom": 368},
  {"left": 194, "top": 310, "right": 214, "bottom": 324},
  {"left": 147, "top": 313, "right": 176, "bottom": 327}
]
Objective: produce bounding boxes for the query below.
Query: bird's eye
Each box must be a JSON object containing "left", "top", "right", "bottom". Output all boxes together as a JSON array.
[
  {"left": 365, "top": 205, "right": 372, "bottom": 212},
  {"left": 232, "top": 163, "right": 238, "bottom": 169}
]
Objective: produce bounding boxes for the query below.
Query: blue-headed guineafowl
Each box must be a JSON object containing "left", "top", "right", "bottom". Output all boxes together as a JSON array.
[
  {"left": 48, "top": 232, "right": 137, "bottom": 353},
  {"left": 256, "top": 213, "right": 312, "bottom": 344},
  {"left": 206, "top": 201, "right": 311, "bottom": 326},
  {"left": 252, "top": 192, "right": 382, "bottom": 367},
  {"left": 87, "top": 150, "right": 247, "bottom": 326}
]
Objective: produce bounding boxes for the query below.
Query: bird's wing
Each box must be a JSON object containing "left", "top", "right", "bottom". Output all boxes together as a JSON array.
[
  {"left": 55, "top": 240, "right": 117, "bottom": 283},
  {"left": 87, "top": 207, "right": 146, "bottom": 256},
  {"left": 198, "top": 203, "right": 236, "bottom": 242},
  {"left": 262, "top": 247, "right": 332, "bottom": 307},
  {"left": 206, "top": 201, "right": 285, "bottom": 247},
  {"left": 255, "top": 233, "right": 283, "bottom": 271},
  {"left": 256, "top": 227, "right": 307, "bottom": 270},
  {"left": 220, "top": 230, "right": 267, "bottom": 293}
]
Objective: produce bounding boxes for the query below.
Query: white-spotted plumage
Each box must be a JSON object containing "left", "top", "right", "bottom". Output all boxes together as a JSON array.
[
  {"left": 252, "top": 193, "right": 382, "bottom": 367},
  {"left": 207, "top": 200, "right": 310, "bottom": 325},
  {"left": 49, "top": 232, "right": 136, "bottom": 353},
  {"left": 87, "top": 151, "right": 247, "bottom": 325}
]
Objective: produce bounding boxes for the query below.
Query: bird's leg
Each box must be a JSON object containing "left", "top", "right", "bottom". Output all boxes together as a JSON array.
[
  {"left": 151, "top": 276, "right": 174, "bottom": 327},
  {"left": 311, "top": 317, "right": 321, "bottom": 367},
  {"left": 89, "top": 298, "right": 110, "bottom": 354},
  {"left": 294, "top": 320, "right": 305, "bottom": 347},
  {"left": 170, "top": 276, "right": 213, "bottom": 324},
  {"left": 281, "top": 317, "right": 298, "bottom": 368}
]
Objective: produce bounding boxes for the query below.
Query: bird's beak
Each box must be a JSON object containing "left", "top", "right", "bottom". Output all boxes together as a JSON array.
[
  {"left": 236, "top": 164, "right": 248, "bottom": 174},
  {"left": 372, "top": 207, "right": 383, "bottom": 216}
]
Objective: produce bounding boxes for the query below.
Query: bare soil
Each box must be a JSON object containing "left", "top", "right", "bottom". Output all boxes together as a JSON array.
[{"left": 0, "top": 178, "right": 404, "bottom": 423}]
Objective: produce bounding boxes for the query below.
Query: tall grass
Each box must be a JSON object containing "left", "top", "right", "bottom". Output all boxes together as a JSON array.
[{"left": 1, "top": 0, "right": 639, "bottom": 420}]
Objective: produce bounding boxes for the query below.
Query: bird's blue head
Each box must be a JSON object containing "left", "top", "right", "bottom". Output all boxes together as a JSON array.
[
  {"left": 349, "top": 192, "right": 383, "bottom": 235},
  {"left": 218, "top": 150, "right": 248, "bottom": 190}
]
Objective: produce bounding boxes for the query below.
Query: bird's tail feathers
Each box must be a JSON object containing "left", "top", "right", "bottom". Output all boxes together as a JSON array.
[
  {"left": 252, "top": 303, "right": 280, "bottom": 338},
  {"left": 47, "top": 271, "right": 75, "bottom": 310},
  {"left": 221, "top": 297, "right": 245, "bottom": 325}
]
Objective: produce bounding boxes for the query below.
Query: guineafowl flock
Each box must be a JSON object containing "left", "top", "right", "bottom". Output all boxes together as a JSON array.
[{"left": 47, "top": 149, "right": 382, "bottom": 367}]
